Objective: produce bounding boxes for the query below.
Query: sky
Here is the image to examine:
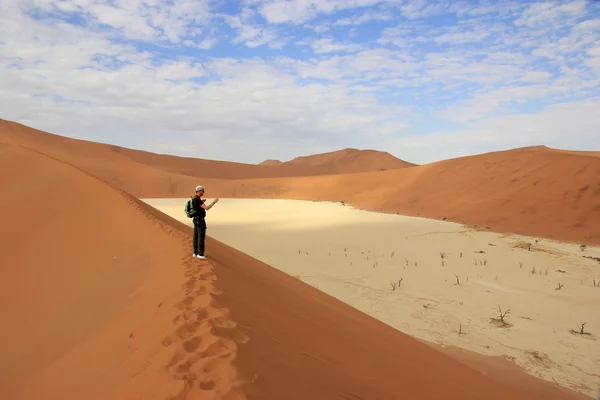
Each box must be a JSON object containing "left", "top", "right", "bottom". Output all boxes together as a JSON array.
[{"left": 1, "top": 0, "right": 599, "bottom": 165}]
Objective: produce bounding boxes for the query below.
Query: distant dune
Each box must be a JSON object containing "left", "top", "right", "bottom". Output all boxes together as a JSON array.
[
  {"left": 259, "top": 147, "right": 417, "bottom": 173},
  {"left": 258, "top": 159, "right": 282, "bottom": 166},
  {"left": 211, "top": 145, "right": 600, "bottom": 245},
  {"left": 3, "top": 127, "right": 591, "bottom": 399},
  {"left": 0, "top": 119, "right": 412, "bottom": 180}
]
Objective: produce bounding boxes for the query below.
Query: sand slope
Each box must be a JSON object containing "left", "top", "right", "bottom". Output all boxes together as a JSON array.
[
  {"left": 148, "top": 198, "right": 600, "bottom": 397},
  {"left": 208, "top": 235, "right": 592, "bottom": 400},
  {"left": 0, "top": 144, "right": 245, "bottom": 400}
]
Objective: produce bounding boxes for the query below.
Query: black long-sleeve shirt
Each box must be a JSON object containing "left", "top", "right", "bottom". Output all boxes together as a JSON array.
[{"left": 192, "top": 196, "right": 206, "bottom": 219}]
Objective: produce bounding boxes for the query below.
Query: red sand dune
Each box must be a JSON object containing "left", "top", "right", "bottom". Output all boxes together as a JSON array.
[
  {"left": 1, "top": 119, "right": 598, "bottom": 246},
  {"left": 258, "top": 159, "right": 282, "bottom": 166},
  {"left": 0, "top": 119, "right": 413, "bottom": 180},
  {"left": 195, "top": 146, "right": 600, "bottom": 246},
  {"left": 2, "top": 119, "right": 598, "bottom": 246},
  {"left": 0, "top": 140, "right": 590, "bottom": 400},
  {"left": 0, "top": 144, "right": 247, "bottom": 400},
  {"left": 259, "top": 147, "right": 417, "bottom": 172}
]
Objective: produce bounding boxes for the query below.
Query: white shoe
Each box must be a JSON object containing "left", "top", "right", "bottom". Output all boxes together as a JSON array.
[{"left": 196, "top": 254, "right": 206, "bottom": 259}]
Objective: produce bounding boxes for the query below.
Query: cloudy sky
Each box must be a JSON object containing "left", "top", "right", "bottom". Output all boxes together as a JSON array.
[{"left": 1, "top": 0, "right": 599, "bottom": 164}]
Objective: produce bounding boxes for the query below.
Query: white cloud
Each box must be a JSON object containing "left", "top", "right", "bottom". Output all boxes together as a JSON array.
[
  {"left": 450, "top": 1, "right": 522, "bottom": 18},
  {"left": 256, "top": 0, "right": 389, "bottom": 24},
  {"left": 0, "top": 6, "right": 411, "bottom": 163},
  {"left": 332, "top": 9, "right": 392, "bottom": 26},
  {"left": 197, "top": 37, "right": 219, "bottom": 49},
  {"left": 400, "top": 0, "right": 446, "bottom": 19},
  {"left": 432, "top": 20, "right": 506, "bottom": 45},
  {"left": 389, "top": 97, "right": 600, "bottom": 164},
  {"left": 292, "top": 49, "right": 419, "bottom": 85},
  {"left": 514, "top": 0, "right": 588, "bottom": 28},
  {"left": 300, "top": 37, "right": 364, "bottom": 53},
  {"left": 1, "top": 0, "right": 599, "bottom": 165},
  {"left": 435, "top": 71, "right": 599, "bottom": 123},
  {"left": 20, "top": 0, "right": 216, "bottom": 43},
  {"left": 88, "top": 4, "right": 155, "bottom": 40},
  {"left": 222, "top": 8, "right": 285, "bottom": 48},
  {"left": 520, "top": 71, "right": 552, "bottom": 82}
]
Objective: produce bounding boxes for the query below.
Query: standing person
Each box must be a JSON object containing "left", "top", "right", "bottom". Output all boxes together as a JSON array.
[{"left": 190, "top": 185, "right": 219, "bottom": 259}]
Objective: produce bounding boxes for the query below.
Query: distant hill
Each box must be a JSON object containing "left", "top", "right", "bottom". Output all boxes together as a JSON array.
[
  {"left": 260, "top": 148, "right": 417, "bottom": 173},
  {"left": 258, "top": 159, "right": 283, "bottom": 166},
  {"left": 221, "top": 145, "right": 600, "bottom": 246},
  {"left": 0, "top": 119, "right": 413, "bottom": 183}
]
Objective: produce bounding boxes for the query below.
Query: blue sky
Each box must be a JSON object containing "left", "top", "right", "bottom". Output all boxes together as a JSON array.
[{"left": 1, "top": 0, "right": 599, "bottom": 164}]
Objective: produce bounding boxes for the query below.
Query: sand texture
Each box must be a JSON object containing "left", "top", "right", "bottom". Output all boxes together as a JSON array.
[
  {"left": 0, "top": 145, "right": 246, "bottom": 400},
  {"left": 145, "top": 198, "right": 600, "bottom": 398}
]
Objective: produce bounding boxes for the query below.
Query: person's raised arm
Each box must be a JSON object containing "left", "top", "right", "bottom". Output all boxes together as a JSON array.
[{"left": 201, "top": 198, "right": 219, "bottom": 210}]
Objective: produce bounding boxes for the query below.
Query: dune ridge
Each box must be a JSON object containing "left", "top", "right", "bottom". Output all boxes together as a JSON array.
[
  {"left": 0, "top": 119, "right": 412, "bottom": 179},
  {"left": 1, "top": 118, "right": 597, "bottom": 246},
  {"left": 260, "top": 147, "right": 417, "bottom": 171}
]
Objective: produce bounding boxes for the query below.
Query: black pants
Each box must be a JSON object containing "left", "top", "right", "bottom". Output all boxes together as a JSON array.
[{"left": 193, "top": 217, "right": 206, "bottom": 256}]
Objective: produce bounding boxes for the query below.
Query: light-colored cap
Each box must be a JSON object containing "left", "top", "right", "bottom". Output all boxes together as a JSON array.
[{"left": 195, "top": 185, "right": 205, "bottom": 192}]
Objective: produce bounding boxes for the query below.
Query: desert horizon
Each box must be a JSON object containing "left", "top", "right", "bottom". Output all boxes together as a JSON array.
[
  {"left": 2, "top": 118, "right": 598, "bottom": 247},
  {"left": 3, "top": 116, "right": 599, "bottom": 168}
]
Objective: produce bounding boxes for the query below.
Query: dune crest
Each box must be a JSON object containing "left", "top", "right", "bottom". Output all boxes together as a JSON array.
[
  {"left": 257, "top": 159, "right": 282, "bottom": 166},
  {"left": 0, "top": 119, "right": 412, "bottom": 179},
  {"left": 265, "top": 147, "right": 417, "bottom": 172}
]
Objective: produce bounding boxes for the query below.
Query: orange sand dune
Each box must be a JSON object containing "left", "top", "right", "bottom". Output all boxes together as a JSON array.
[
  {"left": 1, "top": 118, "right": 598, "bottom": 246},
  {"left": 259, "top": 147, "right": 417, "bottom": 172},
  {"left": 0, "top": 142, "right": 590, "bottom": 400},
  {"left": 0, "top": 119, "right": 412, "bottom": 179},
  {"left": 0, "top": 144, "right": 245, "bottom": 400},
  {"left": 545, "top": 147, "right": 600, "bottom": 158},
  {"left": 204, "top": 145, "right": 600, "bottom": 245},
  {"left": 258, "top": 159, "right": 282, "bottom": 166}
]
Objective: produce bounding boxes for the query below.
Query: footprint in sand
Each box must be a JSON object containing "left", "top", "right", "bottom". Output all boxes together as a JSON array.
[
  {"left": 168, "top": 321, "right": 202, "bottom": 343},
  {"left": 211, "top": 326, "right": 250, "bottom": 344},
  {"left": 183, "top": 336, "right": 203, "bottom": 353},
  {"left": 199, "top": 378, "right": 217, "bottom": 390},
  {"left": 176, "top": 292, "right": 213, "bottom": 311},
  {"left": 161, "top": 253, "right": 245, "bottom": 398},
  {"left": 200, "top": 339, "right": 238, "bottom": 359},
  {"left": 207, "top": 316, "right": 238, "bottom": 330},
  {"left": 202, "top": 357, "right": 225, "bottom": 374}
]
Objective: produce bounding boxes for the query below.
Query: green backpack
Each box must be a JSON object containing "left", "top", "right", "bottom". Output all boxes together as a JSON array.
[{"left": 184, "top": 196, "right": 198, "bottom": 218}]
